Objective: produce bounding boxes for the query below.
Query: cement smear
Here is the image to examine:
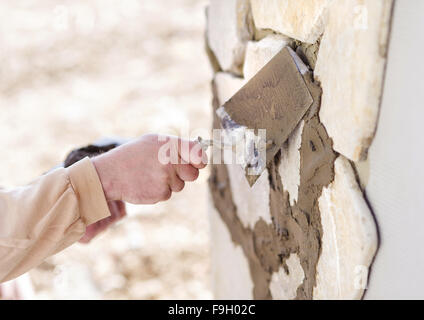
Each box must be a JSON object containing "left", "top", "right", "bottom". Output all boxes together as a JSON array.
[{"left": 209, "top": 42, "right": 337, "bottom": 299}]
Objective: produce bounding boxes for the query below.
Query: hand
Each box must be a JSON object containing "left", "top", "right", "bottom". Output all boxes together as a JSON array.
[
  {"left": 79, "top": 200, "right": 126, "bottom": 243},
  {"left": 92, "top": 134, "right": 207, "bottom": 204}
]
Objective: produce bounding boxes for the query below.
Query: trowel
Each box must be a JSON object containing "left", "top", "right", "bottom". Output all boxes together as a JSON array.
[{"left": 201, "top": 47, "right": 315, "bottom": 187}]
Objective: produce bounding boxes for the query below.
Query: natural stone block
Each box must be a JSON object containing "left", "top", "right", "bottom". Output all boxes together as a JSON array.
[
  {"left": 227, "top": 164, "right": 272, "bottom": 229},
  {"left": 354, "top": 159, "right": 370, "bottom": 190},
  {"left": 313, "top": 156, "right": 378, "bottom": 300},
  {"left": 243, "top": 34, "right": 291, "bottom": 80},
  {"left": 215, "top": 72, "right": 245, "bottom": 106},
  {"left": 278, "top": 121, "right": 304, "bottom": 206},
  {"left": 207, "top": 0, "right": 254, "bottom": 75},
  {"left": 204, "top": 31, "right": 222, "bottom": 73},
  {"left": 315, "top": 0, "right": 394, "bottom": 161},
  {"left": 253, "top": 28, "right": 277, "bottom": 42},
  {"left": 269, "top": 253, "right": 305, "bottom": 300},
  {"left": 250, "top": 0, "right": 330, "bottom": 43},
  {"left": 209, "top": 201, "right": 254, "bottom": 299}
]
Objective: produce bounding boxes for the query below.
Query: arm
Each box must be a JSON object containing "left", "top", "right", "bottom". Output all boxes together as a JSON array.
[
  {"left": 0, "top": 157, "right": 110, "bottom": 282},
  {"left": 0, "top": 134, "right": 207, "bottom": 283}
]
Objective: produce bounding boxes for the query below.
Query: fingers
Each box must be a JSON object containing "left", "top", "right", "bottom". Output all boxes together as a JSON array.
[
  {"left": 158, "top": 135, "right": 208, "bottom": 169},
  {"left": 168, "top": 172, "right": 185, "bottom": 192},
  {"left": 174, "top": 163, "right": 199, "bottom": 182},
  {"left": 177, "top": 138, "right": 208, "bottom": 169},
  {"left": 161, "top": 186, "right": 172, "bottom": 201}
]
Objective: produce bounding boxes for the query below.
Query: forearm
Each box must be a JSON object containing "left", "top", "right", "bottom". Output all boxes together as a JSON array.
[{"left": 0, "top": 157, "right": 110, "bottom": 283}]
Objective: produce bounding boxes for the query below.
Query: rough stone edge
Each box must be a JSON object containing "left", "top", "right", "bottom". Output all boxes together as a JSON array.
[
  {"left": 314, "top": 156, "right": 379, "bottom": 299},
  {"left": 250, "top": 0, "right": 331, "bottom": 44}
]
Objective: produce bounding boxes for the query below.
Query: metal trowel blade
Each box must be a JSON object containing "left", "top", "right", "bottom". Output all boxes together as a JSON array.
[{"left": 217, "top": 47, "right": 314, "bottom": 187}]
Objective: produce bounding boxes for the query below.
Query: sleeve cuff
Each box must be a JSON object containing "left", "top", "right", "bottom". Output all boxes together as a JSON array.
[{"left": 67, "top": 157, "right": 111, "bottom": 225}]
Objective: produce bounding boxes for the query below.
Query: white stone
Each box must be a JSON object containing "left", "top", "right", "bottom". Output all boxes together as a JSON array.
[
  {"left": 250, "top": 0, "right": 330, "bottom": 43},
  {"left": 278, "top": 121, "right": 304, "bottom": 206},
  {"left": 215, "top": 72, "right": 245, "bottom": 105},
  {"left": 269, "top": 253, "right": 305, "bottom": 300},
  {"left": 227, "top": 164, "right": 272, "bottom": 229},
  {"left": 209, "top": 200, "right": 254, "bottom": 299},
  {"left": 207, "top": 0, "right": 253, "bottom": 74},
  {"left": 354, "top": 159, "right": 370, "bottom": 190},
  {"left": 315, "top": 0, "right": 394, "bottom": 161},
  {"left": 243, "top": 34, "right": 291, "bottom": 80},
  {"left": 313, "top": 156, "right": 378, "bottom": 300}
]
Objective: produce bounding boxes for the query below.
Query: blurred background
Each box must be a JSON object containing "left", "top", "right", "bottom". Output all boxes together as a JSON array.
[{"left": 0, "top": 0, "right": 213, "bottom": 299}]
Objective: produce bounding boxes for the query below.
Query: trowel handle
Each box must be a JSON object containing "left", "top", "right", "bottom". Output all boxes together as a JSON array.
[
  {"left": 197, "top": 137, "right": 212, "bottom": 151},
  {"left": 197, "top": 136, "right": 234, "bottom": 151}
]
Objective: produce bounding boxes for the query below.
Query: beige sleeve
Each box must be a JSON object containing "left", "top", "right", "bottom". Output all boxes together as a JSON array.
[{"left": 0, "top": 157, "right": 111, "bottom": 283}]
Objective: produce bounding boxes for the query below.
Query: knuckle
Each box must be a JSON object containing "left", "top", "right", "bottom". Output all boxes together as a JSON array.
[
  {"left": 161, "top": 188, "right": 172, "bottom": 200},
  {"left": 175, "top": 181, "right": 185, "bottom": 192},
  {"left": 180, "top": 165, "right": 199, "bottom": 181},
  {"left": 189, "top": 168, "right": 199, "bottom": 181}
]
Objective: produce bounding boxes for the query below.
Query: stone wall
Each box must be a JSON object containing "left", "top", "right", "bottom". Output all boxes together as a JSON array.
[{"left": 206, "top": 0, "right": 394, "bottom": 300}]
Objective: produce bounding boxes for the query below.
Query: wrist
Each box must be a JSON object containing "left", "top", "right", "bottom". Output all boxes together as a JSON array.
[{"left": 92, "top": 155, "right": 116, "bottom": 201}]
